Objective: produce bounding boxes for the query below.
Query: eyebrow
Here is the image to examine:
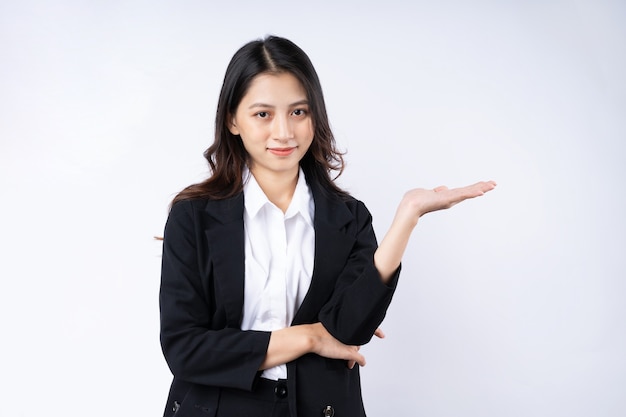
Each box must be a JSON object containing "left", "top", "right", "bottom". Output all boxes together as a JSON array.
[{"left": 248, "top": 99, "right": 309, "bottom": 109}]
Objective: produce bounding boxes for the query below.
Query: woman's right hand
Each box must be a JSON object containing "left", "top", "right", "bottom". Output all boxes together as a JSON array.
[{"left": 309, "top": 322, "right": 366, "bottom": 368}]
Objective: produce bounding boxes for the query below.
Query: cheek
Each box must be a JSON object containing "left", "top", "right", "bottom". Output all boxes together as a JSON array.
[
  {"left": 302, "top": 122, "right": 314, "bottom": 147},
  {"left": 303, "top": 121, "right": 314, "bottom": 141},
  {"left": 238, "top": 125, "right": 264, "bottom": 147},
  {"left": 302, "top": 135, "right": 314, "bottom": 153},
  {"left": 237, "top": 136, "right": 256, "bottom": 155}
]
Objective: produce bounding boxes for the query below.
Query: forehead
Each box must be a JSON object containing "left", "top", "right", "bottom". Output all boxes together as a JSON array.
[{"left": 240, "top": 72, "right": 308, "bottom": 104}]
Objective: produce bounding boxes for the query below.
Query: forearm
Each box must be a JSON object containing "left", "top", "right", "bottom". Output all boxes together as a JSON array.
[
  {"left": 260, "top": 324, "right": 314, "bottom": 370},
  {"left": 316, "top": 199, "right": 401, "bottom": 345},
  {"left": 260, "top": 323, "right": 366, "bottom": 370},
  {"left": 374, "top": 211, "right": 417, "bottom": 283},
  {"left": 160, "top": 326, "right": 271, "bottom": 390}
]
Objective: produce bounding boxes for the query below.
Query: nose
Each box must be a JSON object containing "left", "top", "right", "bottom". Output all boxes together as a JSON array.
[{"left": 272, "top": 114, "right": 294, "bottom": 142}]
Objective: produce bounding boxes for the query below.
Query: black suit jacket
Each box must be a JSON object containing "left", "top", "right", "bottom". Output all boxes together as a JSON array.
[{"left": 160, "top": 181, "right": 400, "bottom": 417}]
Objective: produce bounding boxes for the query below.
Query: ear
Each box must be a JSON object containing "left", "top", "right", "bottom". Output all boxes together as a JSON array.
[{"left": 228, "top": 115, "right": 240, "bottom": 135}]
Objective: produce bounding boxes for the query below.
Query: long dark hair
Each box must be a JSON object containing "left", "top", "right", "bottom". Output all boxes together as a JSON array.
[{"left": 172, "top": 35, "right": 347, "bottom": 205}]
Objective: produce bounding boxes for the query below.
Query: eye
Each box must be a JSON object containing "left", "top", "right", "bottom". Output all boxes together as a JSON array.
[
  {"left": 292, "top": 108, "right": 307, "bottom": 116},
  {"left": 256, "top": 111, "right": 269, "bottom": 118}
]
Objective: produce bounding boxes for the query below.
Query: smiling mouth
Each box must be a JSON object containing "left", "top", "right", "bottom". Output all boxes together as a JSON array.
[{"left": 267, "top": 147, "right": 297, "bottom": 156}]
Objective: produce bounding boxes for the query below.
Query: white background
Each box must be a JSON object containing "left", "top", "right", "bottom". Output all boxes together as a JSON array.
[{"left": 1, "top": 1, "right": 625, "bottom": 416}]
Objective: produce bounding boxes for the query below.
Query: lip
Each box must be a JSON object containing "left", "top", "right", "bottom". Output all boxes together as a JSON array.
[{"left": 267, "top": 147, "right": 297, "bottom": 156}]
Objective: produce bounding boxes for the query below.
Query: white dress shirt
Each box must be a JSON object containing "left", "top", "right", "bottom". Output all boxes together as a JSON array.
[{"left": 240, "top": 168, "right": 315, "bottom": 380}]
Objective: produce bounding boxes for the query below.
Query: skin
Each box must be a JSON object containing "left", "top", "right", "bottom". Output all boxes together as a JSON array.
[
  {"left": 229, "top": 72, "right": 314, "bottom": 212},
  {"left": 229, "top": 71, "right": 497, "bottom": 370}
]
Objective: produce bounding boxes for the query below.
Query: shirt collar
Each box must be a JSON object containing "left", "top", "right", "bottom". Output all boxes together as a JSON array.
[
  {"left": 243, "top": 168, "right": 267, "bottom": 219},
  {"left": 286, "top": 169, "right": 314, "bottom": 227},
  {"left": 243, "top": 167, "right": 314, "bottom": 226}
]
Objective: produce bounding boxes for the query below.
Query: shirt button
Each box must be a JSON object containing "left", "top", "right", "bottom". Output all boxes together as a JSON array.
[
  {"left": 275, "top": 382, "right": 288, "bottom": 398},
  {"left": 323, "top": 405, "right": 335, "bottom": 416}
]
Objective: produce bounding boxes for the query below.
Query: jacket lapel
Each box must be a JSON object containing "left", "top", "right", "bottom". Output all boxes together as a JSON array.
[
  {"left": 202, "top": 185, "right": 358, "bottom": 327},
  {"left": 293, "top": 185, "right": 355, "bottom": 325},
  {"left": 204, "top": 194, "right": 246, "bottom": 328}
]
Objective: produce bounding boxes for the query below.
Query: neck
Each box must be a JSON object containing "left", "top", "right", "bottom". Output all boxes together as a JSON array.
[{"left": 249, "top": 166, "right": 299, "bottom": 213}]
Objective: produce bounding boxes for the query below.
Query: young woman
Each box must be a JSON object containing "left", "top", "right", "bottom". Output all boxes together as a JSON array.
[{"left": 159, "top": 36, "right": 495, "bottom": 417}]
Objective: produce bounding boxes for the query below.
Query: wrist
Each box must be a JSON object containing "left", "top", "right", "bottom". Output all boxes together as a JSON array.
[
  {"left": 396, "top": 208, "right": 420, "bottom": 228},
  {"left": 299, "top": 323, "right": 317, "bottom": 354}
]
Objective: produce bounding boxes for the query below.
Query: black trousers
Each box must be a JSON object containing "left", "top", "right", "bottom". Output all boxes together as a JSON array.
[{"left": 217, "top": 378, "right": 291, "bottom": 417}]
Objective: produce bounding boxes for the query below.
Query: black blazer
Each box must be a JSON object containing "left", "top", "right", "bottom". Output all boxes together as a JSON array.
[{"left": 160, "top": 180, "right": 400, "bottom": 417}]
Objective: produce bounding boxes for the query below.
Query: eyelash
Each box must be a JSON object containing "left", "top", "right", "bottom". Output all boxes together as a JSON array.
[{"left": 255, "top": 109, "right": 308, "bottom": 118}]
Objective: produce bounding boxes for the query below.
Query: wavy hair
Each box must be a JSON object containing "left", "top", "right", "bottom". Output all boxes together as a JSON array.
[{"left": 172, "top": 35, "right": 347, "bottom": 205}]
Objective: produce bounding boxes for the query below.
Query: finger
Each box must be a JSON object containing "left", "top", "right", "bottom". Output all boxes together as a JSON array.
[
  {"left": 436, "top": 181, "right": 496, "bottom": 198},
  {"left": 471, "top": 180, "right": 497, "bottom": 192},
  {"left": 345, "top": 346, "right": 366, "bottom": 368},
  {"left": 483, "top": 180, "right": 497, "bottom": 192},
  {"left": 353, "top": 351, "right": 366, "bottom": 367},
  {"left": 374, "top": 328, "right": 385, "bottom": 339},
  {"left": 453, "top": 181, "right": 496, "bottom": 200}
]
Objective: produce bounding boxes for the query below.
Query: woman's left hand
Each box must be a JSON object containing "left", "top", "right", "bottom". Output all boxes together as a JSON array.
[
  {"left": 396, "top": 181, "right": 497, "bottom": 226},
  {"left": 375, "top": 180, "right": 496, "bottom": 282}
]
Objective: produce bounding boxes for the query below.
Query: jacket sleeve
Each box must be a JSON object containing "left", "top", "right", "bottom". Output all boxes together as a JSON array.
[
  {"left": 159, "top": 200, "right": 271, "bottom": 391},
  {"left": 318, "top": 200, "right": 401, "bottom": 346}
]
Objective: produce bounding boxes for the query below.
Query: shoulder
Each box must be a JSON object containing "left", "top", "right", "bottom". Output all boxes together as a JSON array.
[
  {"left": 169, "top": 194, "right": 245, "bottom": 222},
  {"left": 318, "top": 187, "right": 371, "bottom": 216},
  {"left": 169, "top": 198, "right": 206, "bottom": 215},
  {"left": 164, "top": 199, "right": 207, "bottom": 239},
  {"left": 167, "top": 199, "right": 208, "bottom": 229},
  {"left": 312, "top": 186, "right": 374, "bottom": 236},
  {"left": 165, "top": 195, "right": 243, "bottom": 242},
  {"left": 341, "top": 194, "right": 369, "bottom": 213},
  {"left": 164, "top": 195, "right": 245, "bottom": 246}
]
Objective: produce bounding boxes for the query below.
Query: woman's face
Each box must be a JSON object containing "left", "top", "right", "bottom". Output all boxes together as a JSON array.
[{"left": 229, "top": 72, "right": 314, "bottom": 180}]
